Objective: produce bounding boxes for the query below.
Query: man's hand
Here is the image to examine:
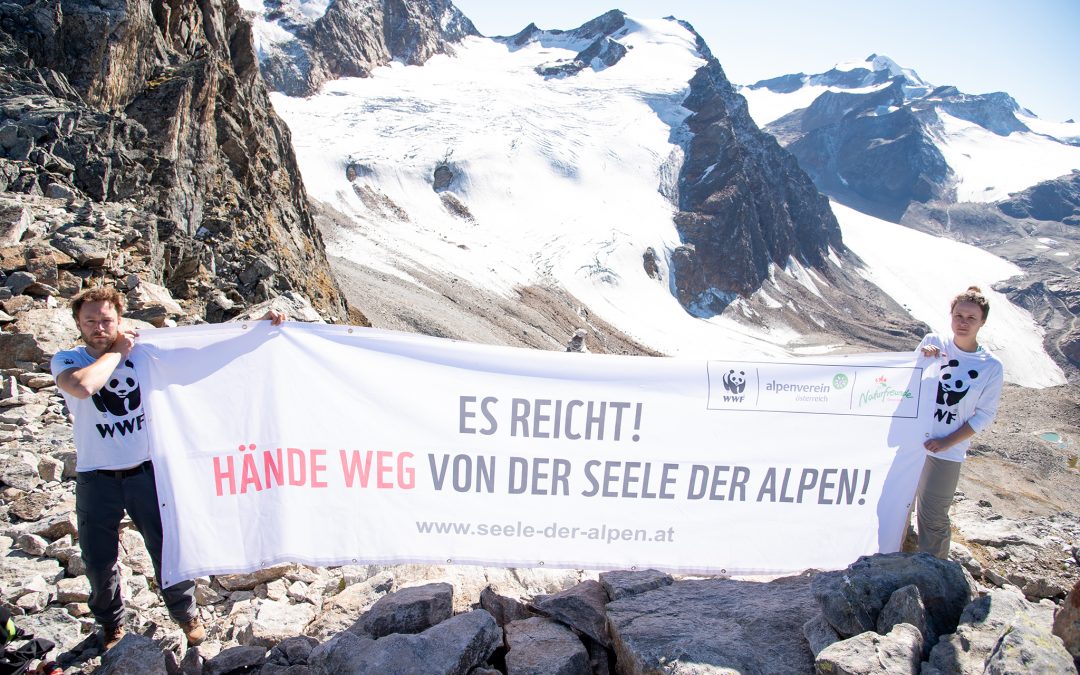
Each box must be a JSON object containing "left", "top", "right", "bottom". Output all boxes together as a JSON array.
[
  {"left": 260, "top": 310, "right": 286, "bottom": 326},
  {"left": 111, "top": 329, "right": 138, "bottom": 357}
]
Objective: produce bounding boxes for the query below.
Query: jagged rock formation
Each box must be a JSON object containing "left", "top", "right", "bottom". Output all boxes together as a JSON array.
[
  {"left": 509, "top": 10, "right": 630, "bottom": 77},
  {"left": 251, "top": 0, "right": 479, "bottom": 96},
  {"left": 0, "top": 0, "right": 354, "bottom": 324}
]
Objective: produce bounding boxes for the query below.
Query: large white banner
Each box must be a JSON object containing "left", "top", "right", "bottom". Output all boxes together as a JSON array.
[{"left": 134, "top": 323, "right": 937, "bottom": 587}]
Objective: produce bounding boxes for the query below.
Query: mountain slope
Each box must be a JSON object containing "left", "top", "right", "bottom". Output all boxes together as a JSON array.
[{"left": 266, "top": 13, "right": 929, "bottom": 363}]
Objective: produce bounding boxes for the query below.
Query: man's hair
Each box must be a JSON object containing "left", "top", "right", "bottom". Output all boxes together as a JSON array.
[
  {"left": 950, "top": 285, "right": 990, "bottom": 320},
  {"left": 71, "top": 286, "right": 125, "bottom": 321}
]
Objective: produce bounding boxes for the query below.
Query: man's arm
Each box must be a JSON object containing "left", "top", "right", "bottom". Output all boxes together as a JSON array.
[{"left": 55, "top": 331, "right": 136, "bottom": 399}]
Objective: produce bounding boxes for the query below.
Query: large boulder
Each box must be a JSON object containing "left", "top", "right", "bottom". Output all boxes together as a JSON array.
[
  {"left": 607, "top": 573, "right": 819, "bottom": 674},
  {"left": 810, "top": 552, "right": 974, "bottom": 642},
  {"left": 505, "top": 616, "right": 590, "bottom": 675},
  {"left": 925, "top": 587, "right": 1074, "bottom": 674},
  {"left": 814, "top": 623, "right": 922, "bottom": 675}
]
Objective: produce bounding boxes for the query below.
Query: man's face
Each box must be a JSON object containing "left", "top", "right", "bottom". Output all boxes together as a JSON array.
[{"left": 77, "top": 301, "right": 120, "bottom": 354}]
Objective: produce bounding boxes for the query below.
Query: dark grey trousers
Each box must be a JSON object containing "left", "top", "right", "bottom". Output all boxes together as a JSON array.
[{"left": 75, "top": 462, "right": 196, "bottom": 628}]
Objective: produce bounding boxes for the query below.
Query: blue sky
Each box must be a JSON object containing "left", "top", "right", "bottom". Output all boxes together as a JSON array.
[{"left": 451, "top": 0, "right": 1080, "bottom": 122}]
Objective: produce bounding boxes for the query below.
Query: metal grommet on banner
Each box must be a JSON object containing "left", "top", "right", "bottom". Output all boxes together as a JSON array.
[
  {"left": 242, "top": 324, "right": 249, "bottom": 330},
  {"left": 446, "top": 559, "right": 452, "bottom": 564},
  {"left": 348, "top": 328, "right": 354, "bottom": 334},
  {"left": 630, "top": 566, "right": 637, "bottom": 571},
  {"left": 538, "top": 561, "right": 545, "bottom": 566}
]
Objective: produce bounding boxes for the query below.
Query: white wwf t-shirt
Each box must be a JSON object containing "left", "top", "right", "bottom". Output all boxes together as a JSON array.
[
  {"left": 917, "top": 332, "right": 1004, "bottom": 463},
  {"left": 51, "top": 346, "right": 149, "bottom": 471}
]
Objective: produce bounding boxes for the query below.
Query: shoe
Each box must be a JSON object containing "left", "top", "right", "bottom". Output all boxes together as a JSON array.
[
  {"left": 101, "top": 623, "right": 125, "bottom": 650},
  {"left": 179, "top": 615, "right": 205, "bottom": 646}
]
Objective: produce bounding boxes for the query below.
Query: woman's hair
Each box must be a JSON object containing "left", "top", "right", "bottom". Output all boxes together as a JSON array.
[
  {"left": 950, "top": 285, "right": 989, "bottom": 320},
  {"left": 70, "top": 285, "right": 125, "bottom": 320}
]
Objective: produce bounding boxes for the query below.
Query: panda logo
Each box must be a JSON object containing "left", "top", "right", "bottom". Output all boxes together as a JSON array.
[
  {"left": 937, "top": 359, "right": 978, "bottom": 407},
  {"left": 92, "top": 360, "right": 142, "bottom": 417},
  {"left": 722, "top": 369, "right": 747, "bottom": 395}
]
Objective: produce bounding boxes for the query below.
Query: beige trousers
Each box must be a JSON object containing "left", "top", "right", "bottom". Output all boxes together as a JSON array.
[{"left": 915, "top": 455, "right": 963, "bottom": 559}]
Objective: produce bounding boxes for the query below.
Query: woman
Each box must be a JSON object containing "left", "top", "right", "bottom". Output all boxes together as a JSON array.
[{"left": 915, "top": 286, "right": 1004, "bottom": 558}]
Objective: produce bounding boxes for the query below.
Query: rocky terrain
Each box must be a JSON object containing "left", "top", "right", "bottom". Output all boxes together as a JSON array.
[{"left": 0, "top": 1, "right": 1077, "bottom": 673}]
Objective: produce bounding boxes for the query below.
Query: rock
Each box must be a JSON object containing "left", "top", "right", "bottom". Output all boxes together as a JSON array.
[
  {"left": 5, "top": 270, "right": 35, "bottom": 295},
  {"left": 810, "top": 552, "right": 974, "bottom": 639},
  {"left": 478, "top": 585, "right": 533, "bottom": 627},
  {"left": 532, "top": 579, "right": 611, "bottom": 647},
  {"left": 565, "top": 328, "right": 588, "bottom": 353},
  {"left": 203, "top": 645, "right": 268, "bottom": 675},
  {"left": 9, "top": 491, "right": 50, "bottom": 520},
  {"left": 239, "top": 599, "right": 317, "bottom": 648},
  {"left": 814, "top": 623, "right": 923, "bottom": 675},
  {"left": 306, "top": 571, "right": 394, "bottom": 640},
  {"left": 0, "top": 554, "right": 64, "bottom": 587},
  {"left": 0, "top": 202, "right": 32, "bottom": 246},
  {"left": 309, "top": 609, "right": 499, "bottom": 675},
  {"left": 351, "top": 582, "right": 453, "bottom": 638},
  {"left": 16, "top": 532, "right": 48, "bottom": 555},
  {"left": 607, "top": 573, "right": 819, "bottom": 674},
  {"left": 505, "top": 616, "right": 590, "bottom": 675},
  {"left": 983, "top": 616, "right": 1078, "bottom": 674},
  {"left": 56, "top": 575, "right": 91, "bottom": 603},
  {"left": 265, "top": 635, "right": 319, "bottom": 669},
  {"left": 215, "top": 563, "right": 294, "bottom": 591},
  {"left": 119, "top": 527, "right": 155, "bottom": 576},
  {"left": 876, "top": 584, "right": 932, "bottom": 656},
  {"left": 0, "top": 453, "right": 42, "bottom": 490},
  {"left": 98, "top": 632, "right": 167, "bottom": 674},
  {"left": 1053, "top": 580, "right": 1080, "bottom": 665},
  {"left": 28, "top": 511, "right": 77, "bottom": 540},
  {"left": 37, "top": 455, "right": 64, "bottom": 481},
  {"left": 598, "top": 568, "right": 673, "bottom": 601},
  {"left": 234, "top": 292, "right": 326, "bottom": 324},
  {"left": 803, "top": 613, "right": 841, "bottom": 657},
  {"left": 926, "top": 587, "right": 1074, "bottom": 674},
  {"left": 126, "top": 281, "right": 183, "bottom": 327}
]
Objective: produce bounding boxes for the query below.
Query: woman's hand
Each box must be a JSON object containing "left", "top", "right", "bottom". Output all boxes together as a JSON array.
[
  {"left": 260, "top": 310, "right": 287, "bottom": 326},
  {"left": 920, "top": 345, "right": 941, "bottom": 357}
]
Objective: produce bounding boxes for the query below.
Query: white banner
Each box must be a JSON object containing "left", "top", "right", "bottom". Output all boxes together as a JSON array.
[{"left": 134, "top": 323, "right": 937, "bottom": 586}]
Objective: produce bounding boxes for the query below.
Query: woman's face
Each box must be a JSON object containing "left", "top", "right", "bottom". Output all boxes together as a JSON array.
[{"left": 951, "top": 300, "right": 986, "bottom": 341}]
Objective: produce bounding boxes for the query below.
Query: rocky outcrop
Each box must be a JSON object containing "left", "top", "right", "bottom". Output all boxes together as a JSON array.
[
  {"left": 670, "top": 25, "right": 844, "bottom": 308},
  {"left": 0, "top": 0, "right": 354, "bottom": 324},
  {"left": 254, "top": 0, "right": 478, "bottom": 97}
]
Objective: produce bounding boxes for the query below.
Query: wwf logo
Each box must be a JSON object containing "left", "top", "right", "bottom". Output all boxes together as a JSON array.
[
  {"left": 937, "top": 359, "right": 978, "bottom": 407},
  {"left": 92, "top": 359, "right": 142, "bottom": 417},
  {"left": 722, "top": 369, "right": 746, "bottom": 395}
]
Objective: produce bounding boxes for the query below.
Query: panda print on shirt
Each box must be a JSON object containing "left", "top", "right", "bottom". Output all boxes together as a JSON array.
[
  {"left": 935, "top": 358, "right": 977, "bottom": 426},
  {"left": 92, "top": 359, "right": 142, "bottom": 417}
]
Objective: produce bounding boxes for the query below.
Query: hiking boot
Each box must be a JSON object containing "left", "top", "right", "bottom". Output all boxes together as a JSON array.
[
  {"left": 179, "top": 615, "right": 205, "bottom": 646},
  {"left": 101, "top": 623, "right": 125, "bottom": 650}
]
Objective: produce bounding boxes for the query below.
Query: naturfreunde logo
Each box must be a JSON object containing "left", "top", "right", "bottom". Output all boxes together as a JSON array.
[
  {"left": 832, "top": 373, "right": 849, "bottom": 390},
  {"left": 857, "top": 375, "right": 913, "bottom": 407}
]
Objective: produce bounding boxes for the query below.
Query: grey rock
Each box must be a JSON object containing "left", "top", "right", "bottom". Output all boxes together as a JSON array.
[
  {"left": 5, "top": 270, "right": 36, "bottom": 295},
  {"left": 810, "top": 552, "right": 974, "bottom": 639},
  {"left": 803, "top": 613, "right": 841, "bottom": 657},
  {"left": 926, "top": 587, "right": 1074, "bottom": 674},
  {"left": 814, "top": 623, "right": 922, "bottom": 675},
  {"left": 983, "top": 617, "right": 1078, "bottom": 674},
  {"left": 532, "top": 579, "right": 610, "bottom": 647},
  {"left": 28, "top": 511, "right": 77, "bottom": 541},
  {"left": 17, "top": 532, "right": 48, "bottom": 555},
  {"left": 0, "top": 202, "right": 32, "bottom": 246},
  {"left": 0, "top": 454, "right": 42, "bottom": 490},
  {"left": 98, "top": 633, "right": 168, "bottom": 675},
  {"left": 1053, "top": 580, "right": 1079, "bottom": 665},
  {"left": 0, "top": 553, "right": 64, "bottom": 587},
  {"left": 876, "top": 584, "right": 932, "bottom": 656},
  {"left": 607, "top": 573, "right": 819, "bottom": 674},
  {"left": 351, "top": 582, "right": 453, "bottom": 639},
  {"left": 599, "top": 568, "right": 673, "bottom": 601},
  {"left": 238, "top": 599, "right": 317, "bottom": 648},
  {"left": 266, "top": 635, "right": 319, "bottom": 667},
  {"left": 310, "top": 609, "right": 499, "bottom": 675},
  {"left": 9, "top": 491, "right": 50, "bottom": 520},
  {"left": 203, "top": 645, "right": 268, "bottom": 675},
  {"left": 56, "top": 575, "right": 91, "bottom": 602},
  {"left": 505, "top": 616, "right": 590, "bottom": 675},
  {"left": 305, "top": 571, "right": 394, "bottom": 640},
  {"left": 478, "top": 584, "right": 533, "bottom": 627}
]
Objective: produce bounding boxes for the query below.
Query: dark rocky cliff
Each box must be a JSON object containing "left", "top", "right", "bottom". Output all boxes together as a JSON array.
[
  {"left": 0, "top": 0, "right": 354, "bottom": 323},
  {"left": 670, "top": 26, "right": 844, "bottom": 310}
]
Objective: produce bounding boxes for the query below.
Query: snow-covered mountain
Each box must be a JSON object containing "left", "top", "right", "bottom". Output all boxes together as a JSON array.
[
  {"left": 741, "top": 55, "right": 1080, "bottom": 213},
  {"left": 241, "top": 5, "right": 1067, "bottom": 388}
]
